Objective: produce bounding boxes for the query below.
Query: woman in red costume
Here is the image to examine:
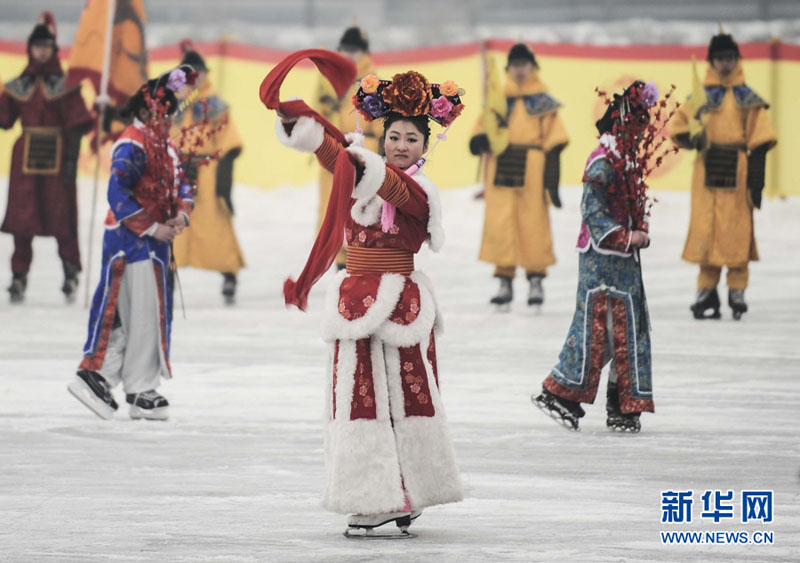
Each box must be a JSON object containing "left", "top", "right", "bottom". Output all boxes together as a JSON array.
[{"left": 262, "top": 51, "right": 464, "bottom": 537}]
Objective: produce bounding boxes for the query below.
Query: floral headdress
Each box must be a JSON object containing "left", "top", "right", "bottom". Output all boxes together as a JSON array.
[{"left": 353, "top": 70, "right": 464, "bottom": 127}]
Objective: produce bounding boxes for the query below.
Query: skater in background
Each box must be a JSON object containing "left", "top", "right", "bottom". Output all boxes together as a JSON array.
[
  {"left": 172, "top": 41, "right": 246, "bottom": 304},
  {"left": 470, "top": 43, "right": 568, "bottom": 308},
  {"left": 68, "top": 67, "right": 195, "bottom": 421},
  {"left": 263, "top": 51, "right": 463, "bottom": 536},
  {"left": 533, "top": 81, "right": 666, "bottom": 433},
  {"left": 0, "top": 12, "right": 93, "bottom": 303},
  {"left": 315, "top": 26, "right": 383, "bottom": 270},
  {"left": 670, "top": 31, "right": 777, "bottom": 321}
]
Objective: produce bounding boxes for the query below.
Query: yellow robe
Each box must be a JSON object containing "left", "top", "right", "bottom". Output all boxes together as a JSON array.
[
  {"left": 478, "top": 70, "right": 569, "bottom": 275},
  {"left": 670, "top": 64, "right": 777, "bottom": 268},
  {"left": 316, "top": 56, "right": 383, "bottom": 265},
  {"left": 172, "top": 81, "right": 246, "bottom": 274}
]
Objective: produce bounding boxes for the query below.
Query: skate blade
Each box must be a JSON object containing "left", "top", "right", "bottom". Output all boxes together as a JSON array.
[
  {"left": 67, "top": 377, "right": 115, "bottom": 420},
  {"left": 129, "top": 405, "right": 169, "bottom": 421},
  {"left": 531, "top": 395, "right": 580, "bottom": 432},
  {"left": 344, "top": 528, "right": 416, "bottom": 540},
  {"left": 607, "top": 423, "right": 641, "bottom": 434},
  {"left": 492, "top": 302, "right": 511, "bottom": 313},
  {"left": 224, "top": 295, "right": 235, "bottom": 306}
]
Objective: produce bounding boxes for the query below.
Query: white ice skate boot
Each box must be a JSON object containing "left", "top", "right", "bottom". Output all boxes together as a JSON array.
[
  {"left": 344, "top": 510, "right": 422, "bottom": 539},
  {"left": 127, "top": 390, "right": 169, "bottom": 421}
]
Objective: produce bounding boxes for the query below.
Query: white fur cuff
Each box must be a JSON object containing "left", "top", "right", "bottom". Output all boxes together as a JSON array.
[
  {"left": 347, "top": 146, "right": 386, "bottom": 200},
  {"left": 274, "top": 115, "right": 324, "bottom": 153}
]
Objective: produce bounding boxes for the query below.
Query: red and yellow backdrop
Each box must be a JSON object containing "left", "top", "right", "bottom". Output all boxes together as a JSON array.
[{"left": 0, "top": 38, "right": 797, "bottom": 195}]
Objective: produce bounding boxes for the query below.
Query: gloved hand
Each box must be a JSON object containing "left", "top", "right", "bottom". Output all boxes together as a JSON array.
[
  {"left": 469, "top": 133, "right": 491, "bottom": 156},
  {"left": 544, "top": 147, "right": 563, "bottom": 208},
  {"left": 747, "top": 146, "right": 768, "bottom": 210}
]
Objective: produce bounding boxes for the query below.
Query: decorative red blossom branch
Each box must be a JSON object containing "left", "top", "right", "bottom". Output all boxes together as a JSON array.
[{"left": 592, "top": 82, "right": 681, "bottom": 231}]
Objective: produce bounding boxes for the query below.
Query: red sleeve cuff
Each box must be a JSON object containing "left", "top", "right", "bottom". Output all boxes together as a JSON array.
[
  {"left": 599, "top": 228, "right": 631, "bottom": 252},
  {"left": 122, "top": 210, "right": 157, "bottom": 237},
  {"left": 376, "top": 168, "right": 410, "bottom": 207}
]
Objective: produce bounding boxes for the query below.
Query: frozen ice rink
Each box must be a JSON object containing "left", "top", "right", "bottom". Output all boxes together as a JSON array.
[{"left": 1, "top": 179, "right": 798, "bottom": 562}]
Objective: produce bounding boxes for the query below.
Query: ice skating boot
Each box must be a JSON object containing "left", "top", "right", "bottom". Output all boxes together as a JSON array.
[
  {"left": 221, "top": 272, "right": 237, "bottom": 305},
  {"left": 690, "top": 288, "right": 721, "bottom": 320},
  {"left": 61, "top": 262, "right": 80, "bottom": 303},
  {"left": 68, "top": 370, "right": 119, "bottom": 420},
  {"left": 527, "top": 274, "right": 544, "bottom": 307},
  {"left": 728, "top": 289, "right": 748, "bottom": 321},
  {"left": 490, "top": 276, "right": 513, "bottom": 310},
  {"left": 126, "top": 390, "right": 169, "bottom": 421},
  {"left": 344, "top": 510, "right": 422, "bottom": 539},
  {"left": 605, "top": 382, "right": 641, "bottom": 433},
  {"left": 7, "top": 272, "right": 27, "bottom": 304},
  {"left": 531, "top": 387, "right": 585, "bottom": 431}
]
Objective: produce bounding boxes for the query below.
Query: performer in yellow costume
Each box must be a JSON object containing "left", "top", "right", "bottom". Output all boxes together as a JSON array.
[
  {"left": 172, "top": 45, "right": 245, "bottom": 304},
  {"left": 471, "top": 44, "right": 568, "bottom": 308},
  {"left": 670, "top": 32, "right": 776, "bottom": 320},
  {"left": 315, "top": 26, "right": 382, "bottom": 269}
]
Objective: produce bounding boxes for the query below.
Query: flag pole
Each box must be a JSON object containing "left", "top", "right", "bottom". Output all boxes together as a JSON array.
[{"left": 84, "top": 0, "right": 117, "bottom": 307}]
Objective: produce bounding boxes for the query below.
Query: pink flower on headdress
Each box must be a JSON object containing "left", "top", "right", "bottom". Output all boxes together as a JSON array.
[
  {"left": 167, "top": 68, "right": 187, "bottom": 93},
  {"left": 641, "top": 81, "right": 659, "bottom": 109},
  {"left": 430, "top": 96, "right": 454, "bottom": 119}
]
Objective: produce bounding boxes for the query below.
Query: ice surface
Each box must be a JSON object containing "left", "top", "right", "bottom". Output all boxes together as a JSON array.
[{"left": 1, "top": 178, "right": 798, "bottom": 562}]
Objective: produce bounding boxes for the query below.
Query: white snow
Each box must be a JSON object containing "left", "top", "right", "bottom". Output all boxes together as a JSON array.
[{"left": 0, "top": 177, "right": 798, "bottom": 562}]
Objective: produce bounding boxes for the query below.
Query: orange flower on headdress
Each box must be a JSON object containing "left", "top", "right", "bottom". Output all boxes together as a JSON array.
[
  {"left": 382, "top": 71, "right": 432, "bottom": 117},
  {"left": 360, "top": 74, "right": 379, "bottom": 94},
  {"left": 440, "top": 80, "right": 459, "bottom": 96}
]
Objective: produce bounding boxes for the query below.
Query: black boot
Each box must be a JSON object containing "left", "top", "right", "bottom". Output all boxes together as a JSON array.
[
  {"left": 67, "top": 370, "right": 119, "bottom": 420},
  {"left": 8, "top": 272, "right": 27, "bottom": 303},
  {"left": 490, "top": 276, "right": 513, "bottom": 306},
  {"left": 531, "top": 387, "right": 585, "bottom": 431},
  {"left": 690, "top": 288, "right": 721, "bottom": 320},
  {"left": 62, "top": 262, "right": 80, "bottom": 303},
  {"left": 222, "top": 272, "right": 237, "bottom": 305},
  {"left": 527, "top": 274, "right": 544, "bottom": 306},
  {"left": 728, "top": 289, "right": 747, "bottom": 320},
  {"left": 605, "top": 382, "right": 641, "bottom": 433}
]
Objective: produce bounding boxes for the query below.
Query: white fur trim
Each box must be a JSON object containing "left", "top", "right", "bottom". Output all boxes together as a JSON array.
[
  {"left": 320, "top": 270, "right": 442, "bottom": 344},
  {"left": 274, "top": 115, "right": 323, "bottom": 153},
  {"left": 375, "top": 271, "right": 439, "bottom": 347},
  {"left": 350, "top": 196, "right": 383, "bottom": 227},
  {"left": 320, "top": 270, "right": 405, "bottom": 343},
  {"left": 323, "top": 338, "right": 406, "bottom": 514},
  {"left": 411, "top": 172, "right": 445, "bottom": 253},
  {"left": 348, "top": 146, "right": 386, "bottom": 200},
  {"left": 345, "top": 131, "right": 366, "bottom": 148},
  {"left": 384, "top": 344, "right": 463, "bottom": 509}
]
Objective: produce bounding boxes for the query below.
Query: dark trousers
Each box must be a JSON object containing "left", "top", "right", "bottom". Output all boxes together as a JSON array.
[{"left": 11, "top": 234, "right": 81, "bottom": 274}]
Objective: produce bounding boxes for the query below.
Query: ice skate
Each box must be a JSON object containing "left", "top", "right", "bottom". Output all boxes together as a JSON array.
[
  {"left": 344, "top": 510, "right": 422, "bottom": 539},
  {"left": 690, "top": 288, "right": 721, "bottom": 320},
  {"left": 527, "top": 274, "right": 544, "bottom": 307},
  {"left": 605, "top": 382, "right": 641, "bottom": 433},
  {"left": 728, "top": 289, "right": 747, "bottom": 320},
  {"left": 222, "top": 273, "right": 237, "bottom": 305},
  {"left": 8, "top": 272, "right": 27, "bottom": 304},
  {"left": 61, "top": 262, "right": 80, "bottom": 303},
  {"left": 531, "top": 388, "right": 584, "bottom": 431},
  {"left": 127, "top": 390, "right": 169, "bottom": 421},
  {"left": 490, "top": 276, "right": 513, "bottom": 311},
  {"left": 67, "top": 370, "right": 118, "bottom": 420}
]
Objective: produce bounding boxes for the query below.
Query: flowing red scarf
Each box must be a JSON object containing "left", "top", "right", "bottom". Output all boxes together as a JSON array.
[{"left": 259, "top": 49, "right": 358, "bottom": 311}]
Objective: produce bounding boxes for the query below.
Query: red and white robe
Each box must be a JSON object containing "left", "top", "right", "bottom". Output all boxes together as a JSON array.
[{"left": 276, "top": 116, "right": 463, "bottom": 515}]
